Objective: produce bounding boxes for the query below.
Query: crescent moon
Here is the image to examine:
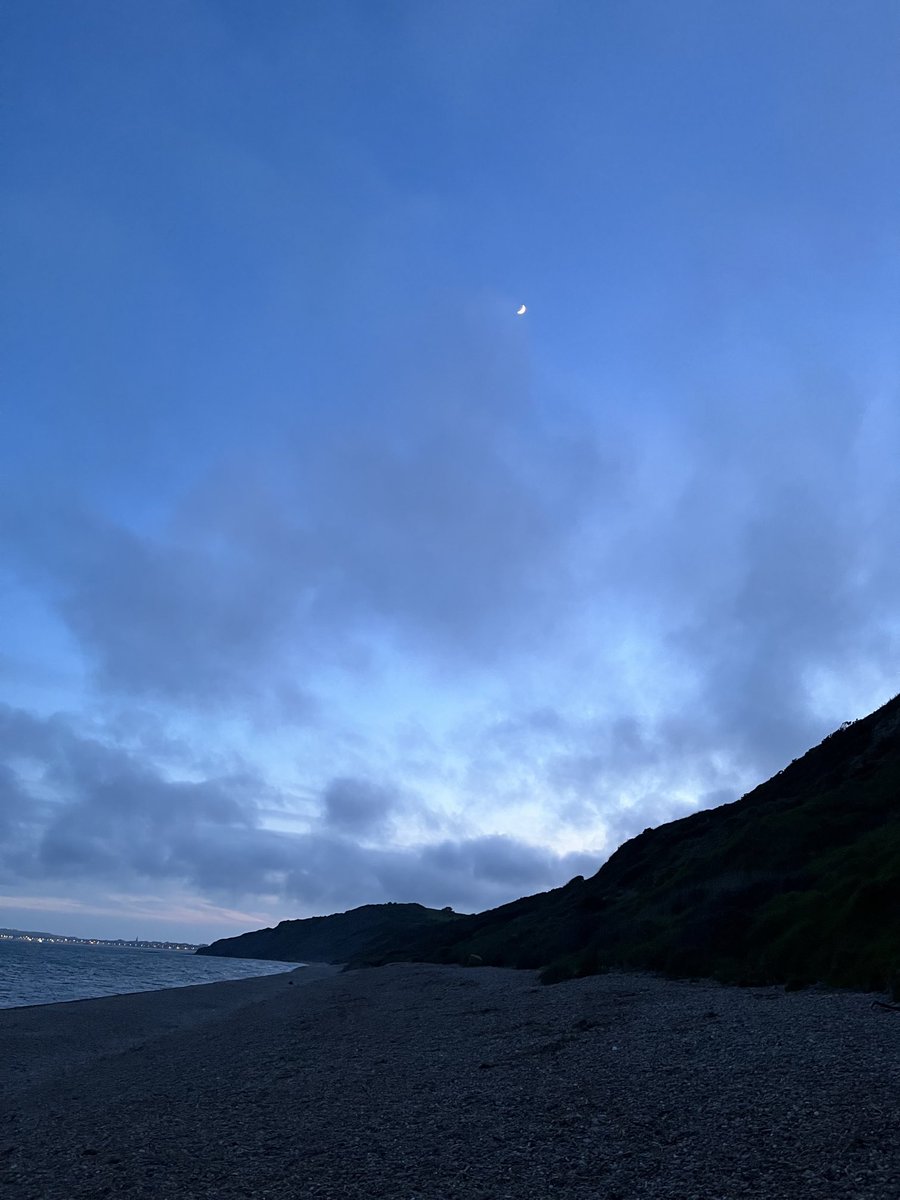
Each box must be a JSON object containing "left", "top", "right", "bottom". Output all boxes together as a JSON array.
[{"left": 516, "top": 304, "right": 527, "bottom": 315}]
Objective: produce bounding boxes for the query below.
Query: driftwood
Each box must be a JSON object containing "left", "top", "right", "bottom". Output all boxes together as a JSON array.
[{"left": 870, "top": 1000, "right": 900, "bottom": 1012}]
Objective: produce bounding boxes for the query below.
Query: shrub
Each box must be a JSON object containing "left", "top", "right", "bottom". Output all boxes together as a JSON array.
[{"left": 539, "top": 958, "right": 577, "bottom": 985}]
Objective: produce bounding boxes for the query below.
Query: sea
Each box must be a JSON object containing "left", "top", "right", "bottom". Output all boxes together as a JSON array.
[{"left": 0, "top": 939, "right": 298, "bottom": 1009}]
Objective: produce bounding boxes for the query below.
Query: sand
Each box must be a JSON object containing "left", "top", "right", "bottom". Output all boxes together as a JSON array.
[{"left": 1, "top": 962, "right": 898, "bottom": 1199}]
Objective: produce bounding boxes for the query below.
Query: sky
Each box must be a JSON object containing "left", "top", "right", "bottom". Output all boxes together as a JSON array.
[{"left": 2, "top": 1, "right": 899, "bottom": 942}]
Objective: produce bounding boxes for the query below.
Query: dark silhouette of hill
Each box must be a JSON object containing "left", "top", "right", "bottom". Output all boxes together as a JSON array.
[
  {"left": 353, "top": 691, "right": 900, "bottom": 992},
  {"left": 196, "top": 902, "right": 464, "bottom": 964},
  {"left": 199, "top": 693, "right": 900, "bottom": 992}
]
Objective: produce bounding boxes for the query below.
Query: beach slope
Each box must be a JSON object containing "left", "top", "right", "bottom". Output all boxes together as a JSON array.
[{"left": 2, "top": 963, "right": 897, "bottom": 1199}]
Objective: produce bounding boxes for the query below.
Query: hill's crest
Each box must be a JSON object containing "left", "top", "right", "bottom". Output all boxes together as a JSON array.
[
  {"left": 202, "top": 692, "right": 900, "bottom": 992},
  {"left": 197, "top": 902, "right": 463, "bottom": 964}
]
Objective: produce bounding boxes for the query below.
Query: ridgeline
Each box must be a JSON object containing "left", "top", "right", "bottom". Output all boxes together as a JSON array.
[
  {"left": 202, "top": 691, "right": 900, "bottom": 992},
  {"left": 196, "top": 902, "right": 464, "bottom": 964}
]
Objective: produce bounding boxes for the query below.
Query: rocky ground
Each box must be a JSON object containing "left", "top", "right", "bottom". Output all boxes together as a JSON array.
[{"left": 1, "top": 962, "right": 898, "bottom": 1199}]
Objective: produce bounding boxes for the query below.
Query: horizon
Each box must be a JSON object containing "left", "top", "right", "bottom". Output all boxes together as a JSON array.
[
  {"left": 1, "top": 925, "right": 204, "bottom": 946},
  {"left": 3, "top": 2, "right": 899, "bottom": 943},
  {"left": 3, "top": 690, "right": 893, "bottom": 943}
]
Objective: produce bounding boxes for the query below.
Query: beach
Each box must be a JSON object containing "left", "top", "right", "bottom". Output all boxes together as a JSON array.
[{"left": 1, "top": 962, "right": 897, "bottom": 1199}]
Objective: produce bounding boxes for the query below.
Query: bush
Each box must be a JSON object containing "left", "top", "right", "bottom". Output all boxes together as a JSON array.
[{"left": 539, "top": 958, "right": 577, "bottom": 985}]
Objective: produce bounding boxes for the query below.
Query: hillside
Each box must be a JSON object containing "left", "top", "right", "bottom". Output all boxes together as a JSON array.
[
  {"left": 356, "top": 691, "right": 900, "bottom": 991},
  {"left": 196, "top": 902, "right": 464, "bottom": 964}
]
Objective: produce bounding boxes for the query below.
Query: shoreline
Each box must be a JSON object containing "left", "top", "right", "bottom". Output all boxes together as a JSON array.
[
  {"left": 2, "top": 962, "right": 897, "bottom": 1199},
  {"left": 0, "top": 960, "right": 310, "bottom": 1016},
  {"left": 0, "top": 963, "right": 340, "bottom": 1096}
]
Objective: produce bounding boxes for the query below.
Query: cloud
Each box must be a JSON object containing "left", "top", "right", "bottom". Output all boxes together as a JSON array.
[
  {"left": 4, "top": 291, "right": 896, "bottom": 807},
  {"left": 0, "top": 705, "right": 596, "bottom": 922},
  {"left": 279, "top": 832, "right": 594, "bottom": 915},
  {"left": 421, "top": 834, "right": 594, "bottom": 890},
  {"left": 4, "top": 1, "right": 900, "bottom": 948},
  {"left": 3, "top": 352, "right": 899, "bottom": 943},
  {"left": 0, "top": 704, "right": 261, "bottom": 885},
  {"left": 322, "top": 776, "right": 399, "bottom": 835},
  {"left": 0, "top": 305, "right": 617, "bottom": 717}
]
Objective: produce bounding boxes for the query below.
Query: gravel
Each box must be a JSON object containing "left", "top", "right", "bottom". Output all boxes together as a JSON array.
[{"left": 1, "top": 962, "right": 898, "bottom": 1199}]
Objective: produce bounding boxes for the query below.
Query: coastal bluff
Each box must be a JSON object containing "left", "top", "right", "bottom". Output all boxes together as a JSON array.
[
  {"left": 200, "top": 691, "right": 900, "bottom": 995},
  {"left": 196, "top": 900, "right": 464, "bottom": 964}
]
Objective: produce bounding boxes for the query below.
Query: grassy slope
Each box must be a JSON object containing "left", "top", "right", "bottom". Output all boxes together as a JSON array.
[
  {"left": 196, "top": 902, "right": 464, "bottom": 964},
  {"left": 358, "top": 692, "right": 900, "bottom": 990}
]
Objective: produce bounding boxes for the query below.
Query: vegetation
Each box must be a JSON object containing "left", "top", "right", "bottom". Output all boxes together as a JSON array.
[
  {"left": 352, "top": 692, "right": 900, "bottom": 992},
  {"left": 202, "top": 693, "right": 900, "bottom": 992},
  {"left": 197, "top": 902, "right": 464, "bottom": 964}
]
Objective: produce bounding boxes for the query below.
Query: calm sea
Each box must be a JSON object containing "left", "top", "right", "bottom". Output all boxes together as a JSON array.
[{"left": 0, "top": 939, "right": 298, "bottom": 1009}]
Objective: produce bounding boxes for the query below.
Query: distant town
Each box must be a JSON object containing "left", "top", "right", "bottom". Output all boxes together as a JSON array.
[{"left": 0, "top": 927, "right": 205, "bottom": 952}]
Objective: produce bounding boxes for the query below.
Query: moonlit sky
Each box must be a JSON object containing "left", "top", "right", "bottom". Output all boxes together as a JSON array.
[{"left": 2, "top": 2, "right": 899, "bottom": 941}]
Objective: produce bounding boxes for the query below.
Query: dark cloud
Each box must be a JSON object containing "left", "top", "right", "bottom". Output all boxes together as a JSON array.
[
  {"left": 0, "top": 763, "right": 23, "bottom": 844},
  {"left": 4, "top": 2, "right": 900, "bottom": 944},
  {"left": 0, "top": 501, "right": 311, "bottom": 711},
  {"left": 0, "top": 704, "right": 259, "bottom": 885},
  {"left": 0, "top": 705, "right": 595, "bottom": 917},
  {"left": 3, "top": 316, "right": 897, "bottom": 807},
  {"left": 3, "top": 359, "right": 898, "bottom": 939},
  {"left": 280, "top": 833, "right": 594, "bottom": 916},
  {"left": 322, "top": 777, "right": 398, "bottom": 835},
  {"left": 0, "top": 308, "right": 616, "bottom": 714}
]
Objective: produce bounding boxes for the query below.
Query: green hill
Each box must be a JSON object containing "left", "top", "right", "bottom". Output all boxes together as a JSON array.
[
  {"left": 195, "top": 901, "right": 464, "bottom": 964},
  {"left": 355, "top": 691, "right": 900, "bottom": 992}
]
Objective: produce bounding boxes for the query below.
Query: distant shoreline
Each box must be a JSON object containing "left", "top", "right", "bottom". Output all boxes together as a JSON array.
[
  {"left": 0, "top": 927, "right": 203, "bottom": 952},
  {"left": 0, "top": 939, "right": 305, "bottom": 1011}
]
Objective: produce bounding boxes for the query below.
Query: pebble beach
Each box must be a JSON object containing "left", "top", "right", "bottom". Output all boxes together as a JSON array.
[{"left": 2, "top": 962, "right": 898, "bottom": 1199}]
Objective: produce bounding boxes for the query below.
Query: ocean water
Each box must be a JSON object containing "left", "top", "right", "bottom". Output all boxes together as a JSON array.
[{"left": 0, "top": 939, "right": 298, "bottom": 1009}]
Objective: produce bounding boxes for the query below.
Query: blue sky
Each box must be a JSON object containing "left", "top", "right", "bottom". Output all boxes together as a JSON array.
[{"left": 2, "top": 1, "right": 899, "bottom": 940}]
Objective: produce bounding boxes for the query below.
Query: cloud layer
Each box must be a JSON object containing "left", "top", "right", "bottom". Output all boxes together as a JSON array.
[
  {"left": 2, "top": 4, "right": 899, "bottom": 939},
  {"left": 0, "top": 705, "right": 597, "bottom": 927}
]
